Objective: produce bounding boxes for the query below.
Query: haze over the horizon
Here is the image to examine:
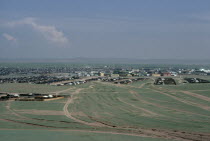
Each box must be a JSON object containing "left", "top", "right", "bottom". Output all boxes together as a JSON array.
[{"left": 1, "top": 0, "right": 210, "bottom": 59}]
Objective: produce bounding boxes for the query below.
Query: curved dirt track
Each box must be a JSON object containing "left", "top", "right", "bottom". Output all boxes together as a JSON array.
[
  {"left": 5, "top": 101, "right": 29, "bottom": 120},
  {"left": 63, "top": 88, "right": 110, "bottom": 127},
  {"left": 53, "top": 87, "right": 75, "bottom": 95}
]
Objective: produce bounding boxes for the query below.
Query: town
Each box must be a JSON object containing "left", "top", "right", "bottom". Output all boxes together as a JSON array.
[
  {"left": 1, "top": 64, "right": 210, "bottom": 102},
  {"left": 1, "top": 64, "right": 210, "bottom": 84}
]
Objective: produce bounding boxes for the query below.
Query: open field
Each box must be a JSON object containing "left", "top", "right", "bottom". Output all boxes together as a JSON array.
[
  {"left": 0, "top": 129, "right": 170, "bottom": 141},
  {"left": 0, "top": 77, "right": 210, "bottom": 141},
  {"left": 0, "top": 83, "right": 70, "bottom": 93}
]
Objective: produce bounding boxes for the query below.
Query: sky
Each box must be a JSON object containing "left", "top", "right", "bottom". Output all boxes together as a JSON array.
[{"left": 1, "top": 0, "right": 210, "bottom": 59}]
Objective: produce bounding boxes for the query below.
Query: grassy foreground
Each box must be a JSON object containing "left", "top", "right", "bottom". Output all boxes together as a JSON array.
[
  {"left": 0, "top": 78, "right": 210, "bottom": 141},
  {"left": 0, "top": 130, "right": 168, "bottom": 141}
]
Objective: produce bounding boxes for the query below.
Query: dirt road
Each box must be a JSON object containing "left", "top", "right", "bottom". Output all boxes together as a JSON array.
[{"left": 63, "top": 88, "right": 110, "bottom": 127}]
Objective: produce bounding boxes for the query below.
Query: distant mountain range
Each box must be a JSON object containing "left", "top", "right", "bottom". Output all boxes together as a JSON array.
[{"left": 0, "top": 58, "right": 210, "bottom": 65}]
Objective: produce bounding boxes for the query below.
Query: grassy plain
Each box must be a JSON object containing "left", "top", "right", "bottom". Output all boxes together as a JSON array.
[
  {"left": 0, "top": 130, "right": 169, "bottom": 141},
  {"left": 0, "top": 77, "right": 210, "bottom": 140},
  {"left": 0, "top": 83, "right": 69, "bottom": 93}
]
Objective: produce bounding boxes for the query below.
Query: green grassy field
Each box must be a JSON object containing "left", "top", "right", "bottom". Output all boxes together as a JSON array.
[
  {"left": 0, "top": 83, "right": 69, "bottom": 93},
  {"left": 0, "top": 130, "right": 169, "bottom": 141},
  {"left": 1, "top": 77, "right": 210, "bottom": 141}
]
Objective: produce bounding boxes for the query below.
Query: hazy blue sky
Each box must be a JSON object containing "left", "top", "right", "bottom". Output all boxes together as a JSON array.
[{"left": 1, "top": 0, "right": 210, "bottom": 59}]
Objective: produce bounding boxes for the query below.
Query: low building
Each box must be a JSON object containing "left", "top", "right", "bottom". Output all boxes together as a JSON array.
[
  {"left": 99, "top": 72, "right": 105, "bottom": 77},
  {"left": 161, "top": 72, "right": 171, "bottom": 77},
  {"left": 111, "top": 74, "right": 120, "bottom": 77},
  {"left": 152, "top": 73, "right": 161, "bottom": 77}
]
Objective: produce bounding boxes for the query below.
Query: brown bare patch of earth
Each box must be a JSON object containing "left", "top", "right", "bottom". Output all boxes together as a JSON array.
[{"left": 14, "top": 109, "right": 64, "bottom": 115}]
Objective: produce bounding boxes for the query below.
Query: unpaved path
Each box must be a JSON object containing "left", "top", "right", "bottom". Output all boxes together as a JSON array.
[
  {"left": 63, "top": 88, "right": 110, "bottom": 127},
  {"left": 129, "top": 90, "right": 210, "bottom": 118},
  {"left": 138, "top": 83, "right": 146, "bottom": 88},
  {"left": 153, "top": 90, "right": 210, "bottom": 111},
  {"left": 1, "top": 124, "right": 210, "bottom": 141},
  {"left": 95, "top": 81, "right": 127, "bottom": 88},
  {"left": 0, "top": 127, "right": 189, "bottom": 141},
  {"left": 5, "top": 101, "right": 29, "bottom": 119},
  {"left": 0, "top": 118, "right": 68, "bottom": 128},
  {"left": 182, "top": 91, "right": 210, "bottom": 102},
  {"left": 118, "top": 97, "right": 159, "bottom": 117},
  {"left": 15, "top": 109, "right": 64, "bottom": 115},
  {"left": 53, "top": 87, "right": 75, "bottom": 95}
]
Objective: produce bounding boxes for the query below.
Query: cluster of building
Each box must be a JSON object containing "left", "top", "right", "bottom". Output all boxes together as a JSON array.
[
  {"left": 154, "top": 78, "right": 176, "bottom": 85},
  {"left": 0, "top": 93, "right": 64, "bottom": 101},
  {"left": 0, "top": 75, "right": 71, "bottom": 84},
  {"left": 177, "top": 69, "right": 210, "bottom": 76},
  {"left": 0, "top": 65, "right": 180, "bottom": 78},
  {"left": 102, "top": 77, "right": 148, "bottom": 84},
  {"left": 53, "top": 77, "right": 101, "bottom": 86},
  {"left": 1, "top": 65, "right": 210, "bottom": 86},
  {"left": 184, "top": 78, "right": 210, "bottom": 83}
]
